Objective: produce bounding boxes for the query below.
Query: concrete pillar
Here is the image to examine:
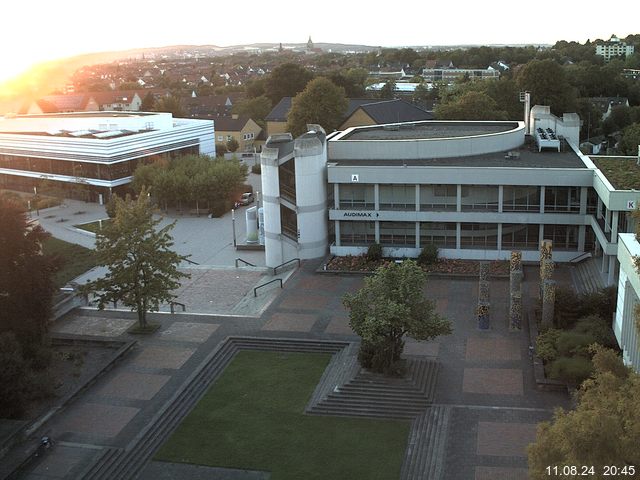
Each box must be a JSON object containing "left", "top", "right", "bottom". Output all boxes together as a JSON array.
[
  {"left": 415, "top": 184, "right": 420, "bottom": 212},
  {"left": 498, "top": 185, "right": 504, "bottom": 213},
  {"left": 612, "top": 210, "right": 619, "bottom": 242},
  {"left": 597, "top": 197, "right": 603, "bottom": 220},
  {"left": 578, "top": 225, "right": 586, "bottom": 251},
  {"left": 602, "top": 253, "right": 608, "bottom": 274},
  {"left": 334, "top": 183, "right": 340, "bottom": 210},
  {"left": 335, "top": 221, "right": 341, "bottom": 247},
  {"left": 605, "top": 208, "right": 611, "bottom": 233},
  {"left": 456, "top": 222, "right": 461, "bottom": 250},
  {"left": 456, "top": 184, "right": 462, "bottom": 212},
  {"left": 374, "top": 184, "right": 379, "bottom": 210},
  {"left": 541, "top": 279, "right": 556, "bottom": 328},
  {"left": 539, "top": 224, "right": 545, "bottom": 246},
  {"left": 509, "top": 250, "right": 523, "bottom": 331},
  {"left": 579, "top": 186, "right": 588, "bottom": 215},
  {"left": 540, "top": 186, "right": 545, "bottom": 214},
  {"left": 415, "top": 222, "right": 420, "bottom": 249},
  {"left": 497, "top": 223, "right": 503, "bottom": 251},
  {"left": 478, "top": 261, "right": 491, "bottom": 330},
  {"left": 479, "top": 261, "right": 490, "bottom": 282},
  {"left": 608, "top": 255, "right": 616, "bottom": 286},
  {"left": 375, "top": 221, "right": 380, "bottom": 243}
]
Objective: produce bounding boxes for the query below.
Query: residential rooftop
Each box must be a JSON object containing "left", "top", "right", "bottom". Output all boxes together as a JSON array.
[
  {"left": 8, "top": 112, "right": 155, "bottom": 119},
  {"left": 339, "top": 121, "right": 519, "bottom": 141},
  {"left": 591, "top": 157, "right": 640, "bottom": 190}
]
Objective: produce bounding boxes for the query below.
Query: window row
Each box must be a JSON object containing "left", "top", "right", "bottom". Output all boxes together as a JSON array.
[{"left": 337, "top": 184, "right": 583, "bottom": 213}]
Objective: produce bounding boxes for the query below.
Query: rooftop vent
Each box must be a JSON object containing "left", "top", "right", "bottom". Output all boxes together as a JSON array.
[{"left": 504, "top": 151, "right": 521, "bottom": 160}]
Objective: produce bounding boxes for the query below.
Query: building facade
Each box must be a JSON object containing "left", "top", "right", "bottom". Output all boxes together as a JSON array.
[
  {"left": 614, "top": 233, "right": 640, "bottom": 372},
  {"left": 595, "top": 35, "right": 635, "bottom": 62},
  {"left": 0, "top": 112, "right": 215, "bottom": 201}
]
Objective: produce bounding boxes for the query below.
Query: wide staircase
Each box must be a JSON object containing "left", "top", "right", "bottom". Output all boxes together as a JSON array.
[{"left": 572, "top": 257, "right": 606, "bottom": 294}]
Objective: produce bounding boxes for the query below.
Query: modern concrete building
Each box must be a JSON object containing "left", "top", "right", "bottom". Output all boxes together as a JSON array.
[
  {"left": 614, "top": 233, "right": 640, "bottom": 372},
  {"left": 595, "top": 35, "right": 635, "bottom": 62},
  {"left": 0, "top": 111, "right": 215, "bottom": 201}
]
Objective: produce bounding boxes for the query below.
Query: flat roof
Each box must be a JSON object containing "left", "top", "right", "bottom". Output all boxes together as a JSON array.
[
  {"left": 340, "top": 121, "right": 519, "bottom": 141},
  {"left": 330, "top": 144, "right": 587, "bottom": 169},
  {"left": 591, "top": 157, "right": 640, "bottom": 190},
  {"left": 12, "top": 112, "right": 155, "bottom": 119}
]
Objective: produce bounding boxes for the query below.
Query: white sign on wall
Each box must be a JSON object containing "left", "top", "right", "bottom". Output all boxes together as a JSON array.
[
  {"left": 627, "top": 200, "right": 636, "bottom": 210},
  {"left": 351, "top": 174, "right": 359, "bottom": 182}
]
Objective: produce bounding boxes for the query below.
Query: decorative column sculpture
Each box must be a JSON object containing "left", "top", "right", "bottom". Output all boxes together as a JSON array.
[
  {"left": 477, "top": 261, "right": 490, "bottom": 330},
  {"left": 541, "top": 279, "right": 556, "bottom": 328},
  {"left": 509, "top": 250, "right": 523, "bottom": 331}
]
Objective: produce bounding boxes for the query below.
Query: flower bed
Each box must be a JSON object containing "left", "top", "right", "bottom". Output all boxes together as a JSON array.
[{"left": 326, "top": 255, "right": 509, "bottom": 276}]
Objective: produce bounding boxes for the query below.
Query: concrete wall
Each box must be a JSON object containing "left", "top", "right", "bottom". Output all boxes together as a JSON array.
[
  {"left": 615, "top": 233, "right": 640, "bottom": 372},
  {"left": 0, "top": 111, "right": 175, "bottom": 132}
]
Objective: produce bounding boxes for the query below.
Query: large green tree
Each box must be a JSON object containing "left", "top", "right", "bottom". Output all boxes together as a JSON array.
[
  {"left": 436, "top": 90, "right": 509, "bottom": 120},
  {"left": 286, "top": 77, "right": 348, "bottom": 137},
  {"left": 84, "top": 190, "right": 189, "bottom": 328},
  {"left": 516, "top": 59, "right": 577, "bottom": 115},
  {"left": 619, "top": 123, "right": 640, "bottom": 155},
  {"left": 233, "top": 95, "right": 272, "bottom": 127},
  {"left": 528, "top": 347, "right": 640, "bottom": 479},
  {"left": 0, "top": 196, "right": 57, "bottom": 355},
  {"left": 343, "top": 260, "right": 452, "bottom": 374},
  {"left": 154, "top": 95, "right": 185, "bottom": 117},
  {"left": 265, "top": 63, "right": 314, "bottom": 104}
]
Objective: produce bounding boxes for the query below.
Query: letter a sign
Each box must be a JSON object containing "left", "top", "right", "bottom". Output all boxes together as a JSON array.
[{"left": 351, "top": 174, "right": 359, "bottom": 182}]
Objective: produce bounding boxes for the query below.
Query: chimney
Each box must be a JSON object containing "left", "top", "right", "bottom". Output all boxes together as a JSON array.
[{"left": 232, "top": 114, "right": 239, "bottom": 120}]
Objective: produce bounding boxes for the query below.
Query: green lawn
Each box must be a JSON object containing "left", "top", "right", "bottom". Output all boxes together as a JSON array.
[
  {"left": 74, "top": 219, "right": 111, "bottom": 234},
  {"left": 155, "top": 350, "right": 410, "bottom": 480},
  {"left": 41, "top": 237, "right": 97, "bottom": 287},
  {"left": 592, "top": 157, "right": 640, "bottom": 190}
]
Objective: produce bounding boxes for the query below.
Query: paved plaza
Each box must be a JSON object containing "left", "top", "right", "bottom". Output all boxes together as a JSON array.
[{"left": 8, "top": 259, "right": 573, "bottom": 480}]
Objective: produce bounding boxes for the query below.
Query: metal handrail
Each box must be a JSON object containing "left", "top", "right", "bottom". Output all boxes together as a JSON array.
[
  {"left": 254, "top": 278, "right": 283, "bottom": 297},
  {"left": 568, "top": 251, "right": 592, "bottom": 264},
  {"left": 170, "top": 301, "right": 186, "bottom": 314},
  {"left": 273, "top": 258, "right": 301, "bottom": 275},
  {"left": 184, "top": 258, "right": 200, "bottom": 265},
  {"left": 235, "top": 258, "right": 257, "bottom": 267}
]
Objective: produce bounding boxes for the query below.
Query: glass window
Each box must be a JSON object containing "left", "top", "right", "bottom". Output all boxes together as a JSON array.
[
  {"left": 544, "top": 187, "right": 580, "bottom": 213},
  {"left": 420, "top": 222, "right": 457, "bottom": 248},
  {"left": 503, "top": 186, "right": 540, "bottom": 212},
  {"left": 460, "top": 223, "right": 499, "bottom": 249},
  {"left": 339, "top": 184, "right": 374, "bottom": 210},
  {"left": 380, "top": 222, "right": 416, "bottom": 247},
  {"left": 420, "top": 184, "right": 456, "bottom": 211},
  {"left": 502, "top": 223, "right": 539, "bottom": 249},
  {"left": 379, "top": 184, "right": 415, "bottom": 210},
  {"left": 544, "top": 224, "right": 578, "bottom": 250},
  {"left": 340, "top": 221, "right": 375, "bottom": 245},
  {"left": 460, "top": 185, "right": 499, "bottom": 212}
]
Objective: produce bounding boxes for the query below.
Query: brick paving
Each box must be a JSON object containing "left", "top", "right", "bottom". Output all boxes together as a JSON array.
[{"left": 13, "top": 262, "right": 577, "bottom": 479}]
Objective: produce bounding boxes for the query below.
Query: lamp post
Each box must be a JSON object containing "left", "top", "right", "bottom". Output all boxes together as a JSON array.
[{"left": 231, "top": 208, "right": 237, "bottom": 248}]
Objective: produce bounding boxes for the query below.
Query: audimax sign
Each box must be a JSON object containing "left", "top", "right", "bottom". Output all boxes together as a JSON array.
[{"left": 343, "top": 211, "right": 379, "bottom": 218}]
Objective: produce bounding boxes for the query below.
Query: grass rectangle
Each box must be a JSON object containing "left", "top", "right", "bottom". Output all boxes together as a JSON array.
[
  {"left": 74, "top": 219, "right": 111, "bottom": 234},
  {"left": 156, "top": 350, "right": 410, "bottom": 480},
  {"left": 42, "top": 237, "right": 97, "bottom": 287}
]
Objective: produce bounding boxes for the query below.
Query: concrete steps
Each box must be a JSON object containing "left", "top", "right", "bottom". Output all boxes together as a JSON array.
[
  {"left": 400, "top": 405, "right": 451, "bottom": 480},
  {"left": 308, "top": 359, "right": 439, "bottom": 419},
  {"left": 572, "top": 258, "right": 605, "bottom": 295},
  {"left": 80, "top": 337, "right": 350, "bottom": 480}
]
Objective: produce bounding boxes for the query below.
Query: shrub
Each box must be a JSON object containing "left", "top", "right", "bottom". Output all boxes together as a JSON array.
[
  {"left": 358, "top": 339, "right": 406, "bottom": 376},
  {"left": 581, "top": 286, "right": 617, "bottom": 321},
  {"left": 215, "top": 142, "right": 228, "bottom": 154},
  {"left": 251, "top": 164, "right": 261, "bottom": 175},
  {"left": 417, "top": 243, "right": 439, "bottom": 266},
  {"left": 555, "top": 331, "right": 597, "bottom": 358},
  {"left": 366, "top": 243, "right": 383, "bottom": 262},
  {"left": 210, "top": 199, "right": 234, "bottom": 218},
  {"left": 553, "top": 287, "right": 581, "bottom": 328},
  {"left": 572, "top": 315, "right": 617, "bottom": 348},
  {"left": 548, "top": 356, "right": 594, "bottom": 385},
  {"left": 536, "top": 328, "right": 562, "bottom": 362}
]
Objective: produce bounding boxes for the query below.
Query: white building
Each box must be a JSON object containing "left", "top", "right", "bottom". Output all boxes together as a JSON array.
[
  {"left": 0, "top": 111, "right": 215, "bottom": 201},
  {"left": 614, "top": 233, "right": 640, "bottom": 372},
  {"left": 595, "top": 35, "right": 635, "bottom": 62}
]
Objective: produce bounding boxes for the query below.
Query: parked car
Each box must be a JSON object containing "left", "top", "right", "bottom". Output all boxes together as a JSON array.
[{"left": 237, "top": 192, "right": 254, "bottom": 206}]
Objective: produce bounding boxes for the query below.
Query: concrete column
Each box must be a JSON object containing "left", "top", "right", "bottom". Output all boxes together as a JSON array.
[
  {"left": 375, "top": 221, "right": 380, "bottom": 243},
  {"left": 597, "top": 197, "right": 603, "bottom": 220},
  {"left": 335, "top": 220, "right": 341, "bottom": 246},
  {"left": 478, "top": 261, "right": 490, "bottom": 330},
  {"left": 605, "top": 208, "right": 611, "bottom": 233},
  {"left": 541, "top": 279, "right": 556, "bottom": 328},
  {"left": 415, "top": 184, "right": 420, "bottom": 212},
  {"left": 415, "top": 222, "right": 420, "bottom": 249},
  {"left": 608, "top": 255, "right": 616, "bottom": 286},
  {"left": 498, "top": 185, "right": 504, "bottom": 213},
  {"left": 334, "top": 183, "right": 340, "bottom": 210},
  {"left": 602, "top": 253, "right": 608, "bottom": 274},
  {"left": 611, "top": 210, "right": 619, "bottom": 242},
  {"left": 538, "top": 224, "right": 545, "bottom": 246},
  {"left": 578, "top": 225, "right": 586, "bottom": 251},
  {"left": 497, "top": 223, "right": 503, "bottom": 251},
  {"left": 540, "top": 186, "right": 545, "bottom": 214},
  {"left": 579, "top": 186, "right": 588, "bottom": 215},
  {"left": 509, "top": 251, "right": 523, "bottom": 331},
  {"left": 456, "top": 222, "right": 461, "bottom": 249},
  {"left": 374, "top": 184, "right": 379, "bottom": 211},
  {"left": 456, "top": 184, "right": 462, "bottom": 212}
]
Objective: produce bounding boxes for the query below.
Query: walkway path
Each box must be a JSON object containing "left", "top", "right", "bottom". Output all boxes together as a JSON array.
[{"left": 11, "top": 260, "right": 572, "bottom": 480}]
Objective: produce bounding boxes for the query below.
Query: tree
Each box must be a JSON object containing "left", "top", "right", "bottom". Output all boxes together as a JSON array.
[
  {"left": 286, "top": 77, "right": 348, "bottom": 137},
  {"left": 84, "top": 189, "right": 189, "bottom": 329},
  {"left": 528, "top": 347, "right": 640, "bottom": 479},
  {"left": 233, "top": 95, "right": 272, "bottom": 127},
  {"left": 619, "top": 123, "right": 640, "bottom": 155},
  {"left": 436, "top": 90, "right": 508, "bottom": 120},
  {"left": 154, "top": 95, "right": 185, "bottom": 117},
  {"left": 226, "top": 137, "right": 239, "bottom": 153},
  {"left": 516, "top": 59, "right": 577, "bottom": 116},
  {"left": 343, "top": 260, "right": 452, "bottom": 374},
  {"left": 265, "top": 63, "right": 314, "bottom": 104},
  {"left": 140, "top": 92, "right": 155, "bottom": 111},
  {"left": 379, "top": 80, "right": 396, "bottom": 100},
  {"left": 0, "top": 196, "right": 57, "bottom": 356}
]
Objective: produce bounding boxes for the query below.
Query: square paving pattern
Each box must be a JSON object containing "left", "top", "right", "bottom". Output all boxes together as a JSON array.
[
  {"left": 133, "top": 346, "right": 195, "bottom": 370},
  {"left": 324, "top": 315, "right": 354, "bottom": 335},
  {"left": 55, "top": 403, "right": 139, "bottom": 437},
  {"left": 404, "top": 340, "right": 440, "bottom": 357},
  {"left": 52, "top": 316, "right": 135, "bottom": 337},
  {"left": 261, "top": 313, "right": 318, "bottom": 332},
  {"left": 475, "top": 466, "right": 529, "bottom": 479},
  {"left": 278, "top": 294, "right": 330, "bottom": 310},
  {"left": 462, "top": 368, "right": 524, "bottom": 395},
  {"left": 30, "top": 445, "right": 94, "bottom": 477},
  {"left": 98, "top": 372, "right": 171, "bottom": 400},
  {"left": 159, "top": 322, "right": 219, "bottom": 343},
  {"left": 476, "top": 421, "right": 538, "bottom": 456},
  {"left": 465, "top": 337, "right": 521, "bottom": 361}
]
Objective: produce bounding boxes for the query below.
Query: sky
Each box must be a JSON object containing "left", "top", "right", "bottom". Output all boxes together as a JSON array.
[{"left": 1, "top": 0, "right": 637, "bottom": 84}]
